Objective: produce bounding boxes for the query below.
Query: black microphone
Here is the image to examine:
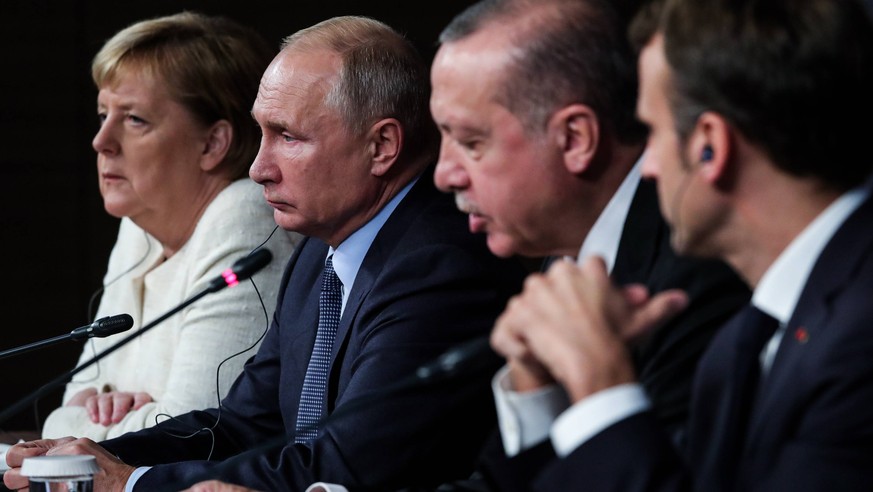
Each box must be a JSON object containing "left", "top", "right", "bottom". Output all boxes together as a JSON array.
[
  {"left": 0, "top": 249, "right": 274, "bottom": 426},
  {"left": 69, "top": 314, "right": 135, "bottom": 341},
  {"left": 172, "top": 335, "right": 503, "bottom": 491},
  {"left": 206, "top": 248, "right": 273, "bottom": 293},
  {"left": 414, "top": 337, "right": 496, "bottom": 381},
  {"left": 0, "top": 314, "right": 134, "bottom": 361}
]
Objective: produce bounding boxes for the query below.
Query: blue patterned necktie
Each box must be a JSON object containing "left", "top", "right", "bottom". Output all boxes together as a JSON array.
[{"left": 295, "top": 255, "right": 342, "bottom": 444}]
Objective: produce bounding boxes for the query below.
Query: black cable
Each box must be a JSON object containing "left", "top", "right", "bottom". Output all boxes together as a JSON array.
[{"left": 153, "top": 226, "right": 281, "bottom": 459}]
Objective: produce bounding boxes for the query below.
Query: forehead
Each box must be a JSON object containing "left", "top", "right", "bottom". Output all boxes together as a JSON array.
[
  {"left": 430, "top": 29, "right": 515, "bottom": 121},
  {"left": 96, "top": 70, "right": 180, "bottom": 115},
  {"left": 253, "top": 48, "right": 341, "bottom": 117},
  {"left": 637, "top": 34, "right": 670, "bottom": 120},
  {"left": 99, "top": 66, "right": 164, "bottom": 96}
]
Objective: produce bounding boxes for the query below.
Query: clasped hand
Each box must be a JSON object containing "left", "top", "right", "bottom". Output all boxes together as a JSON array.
[
  {"left": 490, "top": 257, "right": 689, "bottom": 403},
  {"left": 67, "top": 388, "right": 154, "bottom": 426}
]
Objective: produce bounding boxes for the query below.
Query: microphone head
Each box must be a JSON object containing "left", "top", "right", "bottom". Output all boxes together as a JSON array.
[
  {"left": 414, "top": 337, "right": 496, "bottom": 381},
  {"left": 69, "top": 313, "right": 134, "bottom": 341},
  {"left": 92, "top": 314, "right": 135, "bottom": 338},
  {"left": 207, "top": 248, "right": 273, "bottom": 293},
  {"left": 231, "top": 248, "right": 273, "bottom": 282}
]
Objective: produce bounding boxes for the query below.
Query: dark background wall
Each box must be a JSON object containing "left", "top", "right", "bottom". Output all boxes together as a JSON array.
[{"left": 0, "top": 0, "right": 475, "bottom": 433}]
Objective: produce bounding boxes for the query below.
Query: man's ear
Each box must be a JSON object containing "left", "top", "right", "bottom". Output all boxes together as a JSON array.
[
  {"left": 550, "top": 104, "right": 599, "bottom": 175},
  {"left": 200, "top": 119, "right": 233, "bottom": 172},
  {"left": 688, "top": 111, "right": 732, "bottom": 185},
  {"left": 369, "top": 118, "right": 402, "bottom": 177}
]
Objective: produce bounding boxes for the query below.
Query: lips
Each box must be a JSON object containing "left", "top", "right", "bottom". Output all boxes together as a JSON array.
[
  {"left": 454, "top": 193, "right": 488, "bottom": 233},
  {"left": 468, "top": 212, "right": 488, "bottom": 233},
  {"left": 101, "top": 172, "right": 125, "bottom": 181}
]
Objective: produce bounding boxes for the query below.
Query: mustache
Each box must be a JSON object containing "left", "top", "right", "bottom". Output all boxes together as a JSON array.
[{"left": 454, "top": 193, "right": 480, "bottom": 215}]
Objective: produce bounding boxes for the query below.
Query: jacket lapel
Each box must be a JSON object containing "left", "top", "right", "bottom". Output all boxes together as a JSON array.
[
  {"left": 743, "top": 194, "right": 873, "bottom": 460},
  {"left": 611, "top": 179, "right": 662, "bottom": 285}
]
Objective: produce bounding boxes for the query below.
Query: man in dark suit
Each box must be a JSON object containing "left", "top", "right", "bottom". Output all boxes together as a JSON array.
[
  {"left": 423, "top": 0, "right": 749, "bottom": 491},
  {"left": 3, "top": 16, "right": 527, "bottom": 492},
  {"left": 491, "top": 0, "right": 873, "bottom": 489}
]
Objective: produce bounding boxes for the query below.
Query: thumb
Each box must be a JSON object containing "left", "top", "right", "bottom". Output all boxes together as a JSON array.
[{"left": 623, "top": 289, "right": 689, "bottom": 341}]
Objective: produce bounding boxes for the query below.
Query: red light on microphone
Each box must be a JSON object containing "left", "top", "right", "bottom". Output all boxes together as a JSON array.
[{"left": 221, "top": 268, "right": 239, "bottom": 288}]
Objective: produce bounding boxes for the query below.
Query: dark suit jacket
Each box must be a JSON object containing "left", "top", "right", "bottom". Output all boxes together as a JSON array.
[
  {"left": 473, "top": 180, "right": 750, "bottom": 492},
  {"left": 101, "top": 174, "right": 529, "bottom": 491},
  {"left": 531, "top": 193, "right": 873, "bottom": 491}
]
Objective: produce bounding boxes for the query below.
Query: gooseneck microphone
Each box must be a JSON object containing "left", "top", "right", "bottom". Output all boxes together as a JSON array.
[
  {"left": 0, "top": 248, "right": 273, "bottom": 426},
  {"left": 0, "top": 314, "right": 134, "bottom": 361},
  {"left": 172, "top": 334, "right": 502, "bottom": 491},
  {"left": 206, "top": 248, "right": 274, "bottom": 293},
  {"left": 414, "top": 337, "right": 494, "bottom": 381},
  {"left": 69, "top": 314, "right": 135, "bottom": 341}
]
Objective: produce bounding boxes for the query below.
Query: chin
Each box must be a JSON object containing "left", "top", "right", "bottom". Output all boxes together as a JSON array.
[
  {"left": 485, "top": 235, "right": 519, "bottom": 259},
  {"left": 670, "top": 230, "right": 708, "bottom": 259},
  {"left": 102, "top": 201, "right": 132, "bottom": 220}
]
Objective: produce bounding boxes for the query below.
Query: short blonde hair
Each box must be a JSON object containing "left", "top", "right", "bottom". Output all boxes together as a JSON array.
[{"left": 92, "top": 12, "right": 274, "bottom": 179}]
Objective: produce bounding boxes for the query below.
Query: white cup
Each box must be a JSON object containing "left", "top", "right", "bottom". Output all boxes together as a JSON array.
[{"left": 20, "top": 455, "right": 99, "bottom": 492}]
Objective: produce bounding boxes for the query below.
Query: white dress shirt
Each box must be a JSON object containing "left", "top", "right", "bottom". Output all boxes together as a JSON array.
[
  {"left": 494, "top": 180, "right": 869, "bottom": 460},
  {"left": 492, "top": 159, "right": 645, "bottom": 456}
]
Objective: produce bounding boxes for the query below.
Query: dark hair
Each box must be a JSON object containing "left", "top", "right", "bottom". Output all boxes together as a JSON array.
[
  {"left": 652, "top": 0, "right": 873, "bottom": 190},
  {"left": 93, "top": 12, "right": 275, "bottom": 180},
  {"left": 440, "top": 0, "right": 647, "bottom": 145},
  {"left": 281, "top": 16, "right": 438, "bottom": 163}
]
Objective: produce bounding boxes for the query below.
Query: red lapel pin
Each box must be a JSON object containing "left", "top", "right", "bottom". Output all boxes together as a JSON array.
[{"left": 794, "top": 326, "right": 809, "bottom": 344}]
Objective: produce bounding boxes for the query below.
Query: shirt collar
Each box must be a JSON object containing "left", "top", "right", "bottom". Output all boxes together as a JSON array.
[
  {"left": 575, "top": 157, "right": 643, "bottom": 273},
  {"left": 753, "top": 184, "right": 869, "bottom": 324},
  {"left": 328, "top": 175, "right": 419, "bottom": 310}
]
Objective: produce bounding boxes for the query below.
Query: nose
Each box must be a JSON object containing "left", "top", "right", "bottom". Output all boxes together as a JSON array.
[
  {"left": 640, "top": 148, "right": 660, "bottom": 180},
  {"left": 249, "top": 141, "right": 279, "bottom": 184},
  {"left": 433, "top": 139, "right": 470, "bottom": 192},
  {"left": 92, "top": 117, "right": 120, "bottom": 156}
]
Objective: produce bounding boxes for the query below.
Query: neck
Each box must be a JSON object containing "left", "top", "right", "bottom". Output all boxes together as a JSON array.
[
  {"left": 138, "top": 178, "right": 232, "bottom": 258},
  {"left": 723, "top": 170, "right": 842, "bottom": 288},
  {"left": 557, "top": 141, "right": 644, "bottom": 258}
]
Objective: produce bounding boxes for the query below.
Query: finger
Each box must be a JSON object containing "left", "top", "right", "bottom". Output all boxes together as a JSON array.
[
  {"left": 98, "top": 393, "right": 114, "bottom": 426},
  {"left": 623, "top": 289, "right": 689, "bottom": 341},
  {"left": 111, "top": 394, "right": 133, "bottom": 423},
  {"left": 6, "top": 437, "right": 78, "bottom": 470},
  {"left": 66, "top": 387, "right": 98, "bottom": 407},
  {"left": 575, "top": 256, "right": 610, "bottom": 282},
  {"left": 621, "top": 284, "right": 651, "bottom": 307},
  {"left": 491, "top": 291, "right": 546, "bottom": 360},
  {"left": 3, "top": 468, "right": 28, "bottom": 490},
  {"left": 490, "top": 309, "right": 530, "bottom": 360},
  {"left": 85, "top": 396, "right": 99, "bottom": 423},
  {"left": 132, "top": 392, "right": 153, "bottom": 411}
]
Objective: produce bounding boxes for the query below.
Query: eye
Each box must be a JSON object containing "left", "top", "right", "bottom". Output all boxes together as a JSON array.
[
  {"left": 97, "top": 112, "right": 107, "bottom": 125},
  {"left": 457, "top": 138, "right": 483, "bottom": 159},
  {"left": 125, "top": 113, "right": 147, "bottom": 125},
  {"left": 281, "top": 133, "right": 296, "bottom": 143},
  {"left": 460, "top": 140, "right": 479, "bottom": 151}
]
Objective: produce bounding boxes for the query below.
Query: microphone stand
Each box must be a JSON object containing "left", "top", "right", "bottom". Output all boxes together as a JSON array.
[
  {"left": 0, "top": 249, "right": 272, "bottom": 426},
  {"left": 0, "top": 315, "right": 134, "bottom": 361},
  {"left": 0, "top": 290, "right": 211, "bottom": 425},
  {"left": 0, "top": 334, "right": 86, "bottom": 361},
  {"left": 167, "top": 337, "right": 500, "bottom": 491}
]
